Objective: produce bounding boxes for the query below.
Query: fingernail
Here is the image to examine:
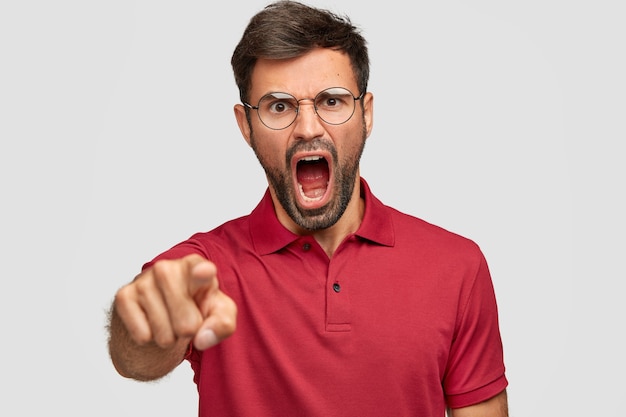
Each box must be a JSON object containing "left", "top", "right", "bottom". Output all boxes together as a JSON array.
[{"left": 195, "top": 329, "right": 218, "bottom": 350}]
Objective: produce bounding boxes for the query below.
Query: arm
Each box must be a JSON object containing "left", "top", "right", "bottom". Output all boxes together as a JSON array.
[
  {"left": 107, "top": 254, "right": 237, "bottom": 381},
  {"left": 448, "top": 390, "right": 508, "bottom": 417}
]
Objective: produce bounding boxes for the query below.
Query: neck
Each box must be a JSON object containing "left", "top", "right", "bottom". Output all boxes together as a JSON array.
[
  {"left": 310, "top": 192, "right": 365, "bottom": 258},
  {"left": 273, "top": 179, "right": 365, "bottom": 258}
]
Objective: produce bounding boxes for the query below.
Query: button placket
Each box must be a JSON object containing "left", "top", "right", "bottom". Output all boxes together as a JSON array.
[{"left": 326, "top": 254, "right": 352, "bottom": 331}]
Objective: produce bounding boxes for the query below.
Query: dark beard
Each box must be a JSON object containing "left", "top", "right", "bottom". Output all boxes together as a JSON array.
[{"left": 250, "top": 127, "right": 366, "bottom": 231}]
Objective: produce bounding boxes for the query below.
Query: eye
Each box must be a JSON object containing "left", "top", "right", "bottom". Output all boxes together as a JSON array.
[
  {"left": 260, "top": 93, "right": 297, "bottom": 115},
  {"left": 322, "top": 96, "right": 339, "bottom": 107},
  {"left": 268, "top": 100, "right": 294, "bottom": 114},
  {"left": 316, "top": 90, "right": 351, "bottom": 111}
]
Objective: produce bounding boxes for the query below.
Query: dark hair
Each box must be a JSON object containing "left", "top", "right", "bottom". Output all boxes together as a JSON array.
[{"left": 231, "top": 0, "right": 369, "bottom": 102}]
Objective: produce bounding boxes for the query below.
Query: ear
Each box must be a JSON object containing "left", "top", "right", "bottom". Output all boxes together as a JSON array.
[
  {"left": 234, "top": 104, "right": 252, "bottom": 147},
  {"left": 362, "top": 92, "right": 374, "bottom": 139}
]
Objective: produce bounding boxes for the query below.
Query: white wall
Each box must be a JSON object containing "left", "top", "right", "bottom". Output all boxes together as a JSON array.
[{"left": 1, "top": 0, "right": 623, "bottom": 415}]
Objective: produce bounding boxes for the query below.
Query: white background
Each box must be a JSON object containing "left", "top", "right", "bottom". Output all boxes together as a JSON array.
[{"left": 1, "top": 0, "right": 624, "bottom": 415}]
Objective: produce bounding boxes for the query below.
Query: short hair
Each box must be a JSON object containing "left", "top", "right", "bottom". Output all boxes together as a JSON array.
[{"left": 231, "top": 0, "right": 369, "bottom": 102}]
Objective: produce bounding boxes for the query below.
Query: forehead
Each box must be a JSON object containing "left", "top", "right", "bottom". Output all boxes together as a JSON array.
[{"left": 250, "top": 48, "right": 357, "bottom": 99}]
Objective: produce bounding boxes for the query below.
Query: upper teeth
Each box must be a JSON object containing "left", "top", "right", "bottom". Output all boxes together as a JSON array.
[{"left": 300, "top": 155, "right": 323, "bottom": 162}]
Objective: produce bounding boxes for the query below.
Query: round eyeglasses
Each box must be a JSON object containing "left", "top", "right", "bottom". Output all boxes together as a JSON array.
[{"left": 242, "top": 87, "right": 364, "bottom": 130}]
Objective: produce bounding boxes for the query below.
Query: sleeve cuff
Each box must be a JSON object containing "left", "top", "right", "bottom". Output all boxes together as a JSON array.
[{"left": 446, "top": 374, "right": 509, "bottom": 409}]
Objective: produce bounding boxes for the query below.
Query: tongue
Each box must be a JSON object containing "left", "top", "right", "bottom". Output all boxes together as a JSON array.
[{"left": 297, "top": 160, "right": 329, "bottom": 198}]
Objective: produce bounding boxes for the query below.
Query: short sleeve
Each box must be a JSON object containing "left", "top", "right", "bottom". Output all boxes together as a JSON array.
[{"left": 443, "top": 253, "right": 508, "bottom": 408}]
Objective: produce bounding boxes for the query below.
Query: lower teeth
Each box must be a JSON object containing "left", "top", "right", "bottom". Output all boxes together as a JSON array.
[{"left": 299, "top": 183, "right": 327, "bottom": 202}]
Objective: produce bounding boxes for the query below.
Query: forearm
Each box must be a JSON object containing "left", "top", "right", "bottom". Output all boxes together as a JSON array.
[{"left": 107, "top": 304, "right": 189, "bottom": 381}]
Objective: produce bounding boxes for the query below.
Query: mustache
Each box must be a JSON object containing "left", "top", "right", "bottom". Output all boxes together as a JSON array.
[{"left": 286, "top": 137, "right": 337, "bottom": 162}]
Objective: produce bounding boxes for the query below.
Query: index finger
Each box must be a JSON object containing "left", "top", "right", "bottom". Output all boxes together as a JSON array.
[{"left": 186, "top": 256, "right": 219, "bottom": 297}]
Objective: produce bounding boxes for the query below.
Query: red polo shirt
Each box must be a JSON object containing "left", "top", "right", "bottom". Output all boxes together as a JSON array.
[{"left": 146, "top": 178, "right": 507, "bottom": 416}]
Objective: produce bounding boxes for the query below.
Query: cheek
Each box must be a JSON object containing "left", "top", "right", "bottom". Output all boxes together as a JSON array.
[
  {"left": 335, "top": 125, "right": 366, "bottom": 158},
  {"left": 251, "top": 133, "right": 287, "bottom": 166}
]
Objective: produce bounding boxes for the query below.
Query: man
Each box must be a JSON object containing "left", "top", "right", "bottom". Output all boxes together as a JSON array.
[{"left": 108, "top": 1, "right": 508, "bottom": 416}]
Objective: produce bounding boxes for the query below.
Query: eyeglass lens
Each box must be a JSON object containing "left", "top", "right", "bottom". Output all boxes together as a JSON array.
[{"left": 256, "top": 87, "right": 358, "bottom": 130}]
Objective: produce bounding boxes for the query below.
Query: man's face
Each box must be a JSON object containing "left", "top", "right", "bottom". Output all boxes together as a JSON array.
[{"left": 235, "top": 48, "right": 373, "bottom": 232}]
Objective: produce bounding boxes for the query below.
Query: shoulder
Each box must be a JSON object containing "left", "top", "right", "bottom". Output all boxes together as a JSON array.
[
  {"left": 188, "top": 214, "right": 252, "bottom": 254},
  {"left": 388, "top": 205, "right": 482, "bottom": 256},
  {"left": 361, "top": 178, "right": 481, "bottom": 257},
  {"left": 144, "top": 214, "right": 253, "bottom": 269}
]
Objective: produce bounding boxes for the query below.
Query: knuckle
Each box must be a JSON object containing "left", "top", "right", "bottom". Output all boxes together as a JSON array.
[
  {"left": 114, "top": 285, "right": 133, "bottom": 304},
  {"left": 153, "top": 331, "right": 176, "bottom": 348},
  {"left": 132, "top": 277, "right": 158, "bottom": 302},
  {"left": 173, "top": 315, "right": 202, "bottom": 337},
  {"left": 221, "top": 316, "right": 237, "bottom": 334},
  {"left": 114, "top": 286, "right": 140, "bottom": 318},
  {"left": 133, "top": 331, "right": 153, "bottom": 346},
  {"left": 151, "top": 259, "right": 175, "bottom": 281},
  {"left": 151, "top": 259, "right": 189, "bottom": 292}
]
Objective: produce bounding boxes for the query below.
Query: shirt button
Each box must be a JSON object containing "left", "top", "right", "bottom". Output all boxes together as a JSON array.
[
  {"left": 302, "top": 243, "right": 311, "bottom": 251},
  {"left": 333, "top": 283, "right": 341, "bottom": 293}
]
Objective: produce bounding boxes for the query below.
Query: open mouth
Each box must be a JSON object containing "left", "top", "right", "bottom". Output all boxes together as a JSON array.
[{"left": 295, "top": 155, "right": 330, "bottom": 206}]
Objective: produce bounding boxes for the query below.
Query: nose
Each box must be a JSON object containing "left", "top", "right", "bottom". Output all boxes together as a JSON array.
[{"left": 292, "top": 100, "right": 325, "bottom": 140}]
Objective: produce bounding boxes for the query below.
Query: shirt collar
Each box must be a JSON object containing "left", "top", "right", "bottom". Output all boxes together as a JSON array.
[{"left": 249, "top": 177, "right": 395, "bottom": 255}]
